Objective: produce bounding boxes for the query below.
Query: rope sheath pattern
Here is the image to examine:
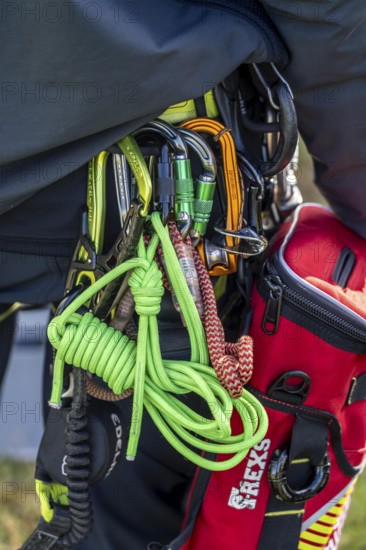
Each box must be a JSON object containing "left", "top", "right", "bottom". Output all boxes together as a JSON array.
[
  {"left": 48, "top": 213, "right": 268, "bottom": 470},
  {"left": 168, "top": 222, "right": 254, "bottom": 398}
]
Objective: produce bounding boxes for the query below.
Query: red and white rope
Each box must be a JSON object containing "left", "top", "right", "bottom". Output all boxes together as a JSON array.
[{"left": 168, "top": 222, "right": 253, "bottom": 399}]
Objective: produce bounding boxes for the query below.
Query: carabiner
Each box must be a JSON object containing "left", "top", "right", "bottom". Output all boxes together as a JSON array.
[
  {"left": 252, "top": 63, "right": 282, "bottom": 110},
  {"left": 251, "top": 64, "right": 298, "bottom": 177},
  {"left": 92, "top": 135, "right": 152, "bottom": 321},
  {"left": 134, "top": 119, "right": 194, "bottom": 238},
  {"left": 84, "top": 152, "right": 108, "bottom": 255},
  {"left": 64, "top": 151, "right": 108, "bottom": 293},
  {"left": 181, "top": 118, "right": 242, "bottom": 275},
  {"left": 112, "top": 153, "right": 131, "bottom": 227},
  {"left": 117, "top": 135, "right": 152, "bottom": 217},
  {"left": 64, "top": 135, "right": 152, "bottom": 298},
  {"left": 237, "top": 152, "right": 268, "bottom": 240},
  {"left": 134, "top": 118, "right": 188, "bottom": 160},
  {"left": 213, "top": 224, "right": 267, "bottom": 257},
  {"left": 275, "top": 139, "right": 303, "bottom": 217},
  {"left": 178, "top": 127, "right": 217, "bottom": 245}
]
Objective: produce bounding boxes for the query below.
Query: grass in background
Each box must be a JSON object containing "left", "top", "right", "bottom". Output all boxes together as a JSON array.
[
  {"left": 0, "top": 460, "right": 39, "bottom": 549},
  {"left": 339, "top": 472, "right": 366, "bottom": 550},
  {"left": 0, "top": 459, "right": 365, "bottom": 549}
]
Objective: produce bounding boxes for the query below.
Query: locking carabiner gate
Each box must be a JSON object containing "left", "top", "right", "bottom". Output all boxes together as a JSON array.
[
  {"left": 178, "top": 127, "right": 217, "bottom": 246},
  {"left": 134, "top": 119, "right": 194, "bottom": 237}
]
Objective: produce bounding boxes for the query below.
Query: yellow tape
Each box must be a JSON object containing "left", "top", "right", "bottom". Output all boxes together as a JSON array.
[{"left": 265, "top": 510, "right": 305, "bottom": 517}]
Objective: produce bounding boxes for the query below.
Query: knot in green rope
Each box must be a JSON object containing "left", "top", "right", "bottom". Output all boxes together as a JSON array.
[
  {"left": 48, "top": 312, "right": 80, "bottom": 350},
  {"left": 128, "top": 259, "right": 164, "bottom": 317},
  {"left": 47, "top": 218, "right": 269, "bottom": 471}
]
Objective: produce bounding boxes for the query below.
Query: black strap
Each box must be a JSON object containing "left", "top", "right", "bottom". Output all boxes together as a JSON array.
[
  {"left": 193, "top": 96, "right": 207, "bottom": 118},
  {"left": 289, "top": 414, "right": 328, "bottom": 467},
  {"left": 258, "top": 414, "right": 330, "bottom": 550},
  {"left": 20, "top": 508, "right": 71, "bottom": 550},
  {"left": 258, "top": 494, "right": 304, "bottom": 550},
  {"left": 248, "top": 386, "right": 359, "bottom": 478},
  {"left": 347, "top": 373, "right": 366, "bottom": 404}
]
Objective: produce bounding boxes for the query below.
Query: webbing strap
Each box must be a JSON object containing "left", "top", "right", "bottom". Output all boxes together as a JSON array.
[
  {"left": 20, "top": 508, "right": 70, "bottom": 550},
  {"left": 257, "top": 495, "right": 304, "bottom": 550},
  {"left": 258, "top": 415, "right": 330, "bottom": 550},
  {"left": 193, "top": 96, "right": 207, "bottom": 118}
]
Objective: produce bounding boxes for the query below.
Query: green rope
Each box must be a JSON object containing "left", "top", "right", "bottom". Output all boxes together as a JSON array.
[{"left": 48, "top": 212, "right": 268, "bottom": 470}]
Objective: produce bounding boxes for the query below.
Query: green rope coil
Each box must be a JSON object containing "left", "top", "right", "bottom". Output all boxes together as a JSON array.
[{"left": 48, "top": 212, "right": 268, "bottom": 470}]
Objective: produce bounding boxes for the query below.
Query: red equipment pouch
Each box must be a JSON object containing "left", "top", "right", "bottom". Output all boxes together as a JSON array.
[{"left": 167, "top": 204, "right": 366, "bottom": 550}]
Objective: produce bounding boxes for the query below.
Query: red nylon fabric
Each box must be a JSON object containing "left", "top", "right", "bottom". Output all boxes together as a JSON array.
[{"left": 181, "top": 205, "right": 366, "bottom": 550}]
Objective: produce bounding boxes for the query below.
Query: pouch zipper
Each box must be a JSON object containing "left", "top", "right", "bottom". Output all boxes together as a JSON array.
[{"left": 261, "top": 255, "right": 366, "bottom": 343}]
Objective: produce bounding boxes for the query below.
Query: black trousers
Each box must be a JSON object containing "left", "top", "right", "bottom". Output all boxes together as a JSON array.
[{"left": 40, "top": 344, "right": 197, "bottom": 550}]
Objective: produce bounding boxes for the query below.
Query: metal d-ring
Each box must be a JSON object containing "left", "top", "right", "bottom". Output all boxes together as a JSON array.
[{"left": 268, "top": 448, "right": 331, "bottom": 503}]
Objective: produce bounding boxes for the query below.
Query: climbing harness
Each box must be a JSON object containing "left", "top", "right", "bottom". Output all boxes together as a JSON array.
[
  {"left": 20, "top": 62, "right": 303, "bottom": 549},
  {"left": 21, "top": 136, "right": 153, "bottom": 549}
]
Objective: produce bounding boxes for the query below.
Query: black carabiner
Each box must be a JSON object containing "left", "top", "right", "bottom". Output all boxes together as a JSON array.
[
  {"left": 249, "top": 62, "right": 298, "bottom": 177},
  {"left": 134, "top": 119, "right": 195, "bottom": 238},
  {"left": 259, "top": 81, "right": 298, "bottom": 177},
  {"left": 268, "top": 448, "right": 330, "bottom": 503}
]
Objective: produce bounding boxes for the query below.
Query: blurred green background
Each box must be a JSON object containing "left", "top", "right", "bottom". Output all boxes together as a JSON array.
[{"left": 0, "top": 459, "right": 364, "bottom": 549}]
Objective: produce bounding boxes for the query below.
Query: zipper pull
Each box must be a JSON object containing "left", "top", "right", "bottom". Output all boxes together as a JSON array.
[{"left": 262, "top": 275, "right": 283, "bottom": 335}]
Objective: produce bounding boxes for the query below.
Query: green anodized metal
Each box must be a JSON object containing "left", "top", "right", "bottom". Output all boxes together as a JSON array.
[
  {"left": 192, "top": 176, "right": 216, "bottom": 238},
  {"left": 177, "top": 127, "right": 217, "bottom": 244},
  {"left": 173, "top": 158, "right": 194, "bottom": 230}
]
